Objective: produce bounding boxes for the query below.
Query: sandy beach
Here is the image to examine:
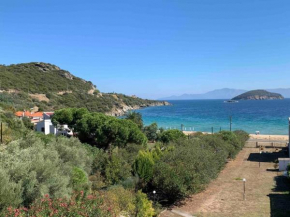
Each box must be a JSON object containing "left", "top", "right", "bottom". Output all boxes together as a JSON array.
[
  {"left": 183, "top": 131, "right": 289, "bottom": 141},
  {"left": 249, "top": 134, "right": 288, "bottom": 141}
]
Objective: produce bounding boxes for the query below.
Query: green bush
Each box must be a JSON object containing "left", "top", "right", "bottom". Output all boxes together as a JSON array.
[
  {"left": 133, "top": 151, "right": 155, "bottom": 183},
  {"left": 0, "top": 133, "right": 93, "bottom": 209},
  {"left": 159, "top": 129, "right": 186, "bottom": 143},
  {"left": 143, "top": 123, "right": 159, "bottom": 142},
  {"left": 71, "top": 167, "right": 89, "bottom": 191},
  {"left": 2, "top": 192, "right": 113, "bottom": 217},
  {"left": 125, "top": 111, "right": 143, "bottom": 129},
  {"left": 151, "top": 131, "right": 248, "bottom": 203},
  {"left": 134, "top": 191, "right": 155, "bottom": 217}
]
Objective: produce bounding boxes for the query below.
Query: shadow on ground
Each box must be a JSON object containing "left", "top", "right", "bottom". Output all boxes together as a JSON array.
[
  {"left": 247, "top": 148, "right": 288, "bottom": 163},
  {"left": 269, "top": 171, "right": 290, "bottom": 216}
]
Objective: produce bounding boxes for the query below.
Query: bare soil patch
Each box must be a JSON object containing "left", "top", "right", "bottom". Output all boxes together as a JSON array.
[{"left": 29, "top": 93, "right": 50, "bottom": 102}]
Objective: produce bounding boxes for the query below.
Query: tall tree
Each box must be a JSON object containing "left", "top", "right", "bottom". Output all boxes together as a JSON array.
[{"left": 125, "top": 111, "right": 143, "bottom": 130}]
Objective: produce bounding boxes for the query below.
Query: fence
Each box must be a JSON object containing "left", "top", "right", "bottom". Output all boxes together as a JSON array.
[{"left": 246, "top": 141, "right": 288, "bottom": 148}]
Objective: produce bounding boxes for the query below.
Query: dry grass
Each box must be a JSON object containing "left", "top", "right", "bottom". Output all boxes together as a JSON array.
[{"left": 160, "top": 143, "right": 290, "bottom": 217}]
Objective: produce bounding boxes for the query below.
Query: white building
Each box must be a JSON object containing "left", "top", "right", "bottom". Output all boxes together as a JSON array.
[
  {"left": 36, "top": 112, "right": 73, "bottom": 137},
  {"left": 36, "top": 112, "right": 57, "bottom": 135}
]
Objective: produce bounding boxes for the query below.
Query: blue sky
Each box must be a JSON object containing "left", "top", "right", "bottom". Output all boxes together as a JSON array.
[{"left": 1, "top": 0, "right": 290, "bottom": 99}]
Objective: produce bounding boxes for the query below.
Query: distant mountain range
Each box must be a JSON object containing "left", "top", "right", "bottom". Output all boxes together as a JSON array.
[{"left": 159, "top": 88, "right": 290, "bottom": 100}]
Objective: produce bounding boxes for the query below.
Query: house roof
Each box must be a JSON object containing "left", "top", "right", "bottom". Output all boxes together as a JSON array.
[
  {"left": 15, "top": 111, "right": 44, "bottom": 118},
  {"left": 44, "top": 112, "right": 54, "bottom": 117}
]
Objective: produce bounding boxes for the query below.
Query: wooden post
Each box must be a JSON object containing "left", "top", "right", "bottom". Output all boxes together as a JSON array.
[
  {"left": 0, "top": 122, "right": 2, "bottom": 144},
  {"left": 243, "top": 178, "right": 246, "bottom": 201}
]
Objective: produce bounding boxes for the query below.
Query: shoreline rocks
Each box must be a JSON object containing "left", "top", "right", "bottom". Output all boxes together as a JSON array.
[{"left": 106, "top": 101, "right": 170, "bottom": 116}]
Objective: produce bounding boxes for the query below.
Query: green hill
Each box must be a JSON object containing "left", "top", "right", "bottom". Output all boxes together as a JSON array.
[
  {"left": 0, "top": 62, "right": 168, "bottom": 115},
  {"left": 232, "top": 90, "right": 284, "bottom": 100}
]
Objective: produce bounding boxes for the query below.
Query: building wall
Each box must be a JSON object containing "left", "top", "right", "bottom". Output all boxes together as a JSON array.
[
  {"left": 279, "top": 158, "right": 290, "bottom": 171},
  {"left": 36, "top": 119, "right": 57, "bottom": 135}
]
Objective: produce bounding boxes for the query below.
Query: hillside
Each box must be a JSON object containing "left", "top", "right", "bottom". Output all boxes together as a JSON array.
[
  {"left": 0, "top": 62, "right": 168, "bottom": 115},
  {"left": 232, "top": 90, "right": 284, "bottom": 100}
]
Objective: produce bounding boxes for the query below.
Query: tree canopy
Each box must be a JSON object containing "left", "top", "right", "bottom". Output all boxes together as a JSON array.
[
  {"left": 125, "top": 111, "right": 143, "bottom": 129},
  {"left": 52, "top": 108, "right": 147, "bottom": 149}
]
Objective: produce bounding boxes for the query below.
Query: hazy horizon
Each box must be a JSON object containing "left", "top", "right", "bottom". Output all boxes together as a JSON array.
[{"left": 1, "top": 0, "right": 290, "bottom": 99}]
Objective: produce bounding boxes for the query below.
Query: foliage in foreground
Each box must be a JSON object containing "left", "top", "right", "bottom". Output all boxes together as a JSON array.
[
  {"left": 2, "top": 188, "right": 154, "bottom": 217},
  {"left": 0, "top": 134, "right": 93, "bottom": 209},
  {"left": 0, "top": 105, "right": 249, "bottom": 215},
  {"left": 150, "top": 131, "right": 248, "bottom": 203}
]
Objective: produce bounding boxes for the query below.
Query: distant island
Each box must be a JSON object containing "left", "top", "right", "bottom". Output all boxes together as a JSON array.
[
  {"left": 159, "top": 88, "right": 290, "bottom": 100},
  {"left": 232, "top": 90, "right": 284, "bottom": 100}
]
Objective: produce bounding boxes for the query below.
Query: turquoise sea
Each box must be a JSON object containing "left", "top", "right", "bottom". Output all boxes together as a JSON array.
[{"left": 135, "top": 99, "right": 290, "bottom": 135}]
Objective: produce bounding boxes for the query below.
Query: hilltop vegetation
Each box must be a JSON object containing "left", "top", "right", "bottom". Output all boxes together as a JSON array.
[
  {"left": 232, "top": 89, "right": 284, "bottom": 100},
  {"left": 0, "top": 62, "right": 167, "bottom": 115}
]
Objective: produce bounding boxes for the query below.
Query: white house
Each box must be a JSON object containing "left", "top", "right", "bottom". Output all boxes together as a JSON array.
[
  {"left": 36, "top": 112, "right": 57, "bottom": 135},
  {"left": 36, "top": 112, "right": 73, "bottom": 137}
]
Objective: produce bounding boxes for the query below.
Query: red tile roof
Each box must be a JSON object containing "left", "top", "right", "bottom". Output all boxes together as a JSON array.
[{"left": 15, "top": 111, "right": 44, "bottom": 118}]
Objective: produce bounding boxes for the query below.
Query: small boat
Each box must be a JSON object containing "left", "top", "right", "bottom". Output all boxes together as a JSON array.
[{"left": 224, "top": 100, "right": 239, "bottom": 103}]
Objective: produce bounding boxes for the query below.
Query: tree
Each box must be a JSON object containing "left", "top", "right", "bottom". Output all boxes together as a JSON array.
[
  {"left": 22, "top": 117, "right": 34, "bottom": 130},
  {"left": 51, "top": 108, "right": 89, "bottom": 129},
  {"left": 143, "top": 123, "right": 158, "bottom": 142},
  {"left": 159, "top": 129, "right": 186, "bottom": 143},
  {"left": 133, "top": 151, "right": 155, "bottom": 183},
  {"left": 125, "top": 111, "right": 143, "bottom": 129},
  {"left": 76, "top": 112, "right": 147, "bottom": 149}
]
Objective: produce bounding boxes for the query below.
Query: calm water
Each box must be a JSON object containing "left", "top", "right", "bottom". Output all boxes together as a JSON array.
[{"left": 135, "top": 100, "right": 290, "bottom": 135}]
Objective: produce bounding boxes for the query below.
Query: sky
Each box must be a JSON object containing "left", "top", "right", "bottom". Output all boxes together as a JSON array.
[{"left": 1, "top": 0, "right": 290, "bottom": 99}]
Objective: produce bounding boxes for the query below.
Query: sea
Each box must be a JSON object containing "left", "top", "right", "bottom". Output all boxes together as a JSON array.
[{"left": 135, "top": 99, "right": 290, "bottom": 135}]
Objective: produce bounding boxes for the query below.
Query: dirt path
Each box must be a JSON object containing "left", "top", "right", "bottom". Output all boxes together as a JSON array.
[{"left": 160, "top": 144, "right": 290, "bottom": 217}]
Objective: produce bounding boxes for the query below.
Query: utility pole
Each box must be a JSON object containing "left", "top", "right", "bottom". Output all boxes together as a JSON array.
[
  {"left": 230, "top": 116, "right": 232, "bottom": 132},
  {"left": 0, "top": 122, "right": 2, "bottom": 143},
  {"left": 211, "top": 127, "right": 214, "bottom": 134},
  {"left": 288, "top": 118, "right": 290, "bottom": 156}
]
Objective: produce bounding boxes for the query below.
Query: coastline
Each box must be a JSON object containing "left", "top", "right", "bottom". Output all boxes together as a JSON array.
[
  {"left": 105, "top": 101, "right": 170, "bottom": 117},
  {"left": 183, "top": 131, "right": 289, "bottom": 141}
]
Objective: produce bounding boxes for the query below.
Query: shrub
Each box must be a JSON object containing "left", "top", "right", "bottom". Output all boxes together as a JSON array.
[
  {"left": 234, "top": 130, "right": 249, "bottom": 147},
  {"left": 2, "top": 192, "right": 114, "bottom": 217},
  {"left": 159, "top": 129, "right": 186, "bottom": 143},
  {"left": 107, "top": 186, "right": 135, "bottom": 216},
  {"left": 134, "top": 191, "right": 155, "bottom": 217},
  {"left": 133, "top": 151, "right": 155, "bottom": 183},
  {"left": 125, "top": 111, "right": 144, "bottom": 130},
  {"left": 71, "top": 167, "right": 89, "bottom": 191},
  {"left": 0, "top": 133, "right": 93, "bottom": 209},
  {"left": 143, "top": 123, "right": 158, "bottom": 142},
  {"left": 104, "top": 152, "right": 132, "bottom": 185},
  {"left": 218, "top": 131, "right": 242, "bottom": 158},
  {"left": 152, "top": 136, "right": 236, "bottom": 203}
]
